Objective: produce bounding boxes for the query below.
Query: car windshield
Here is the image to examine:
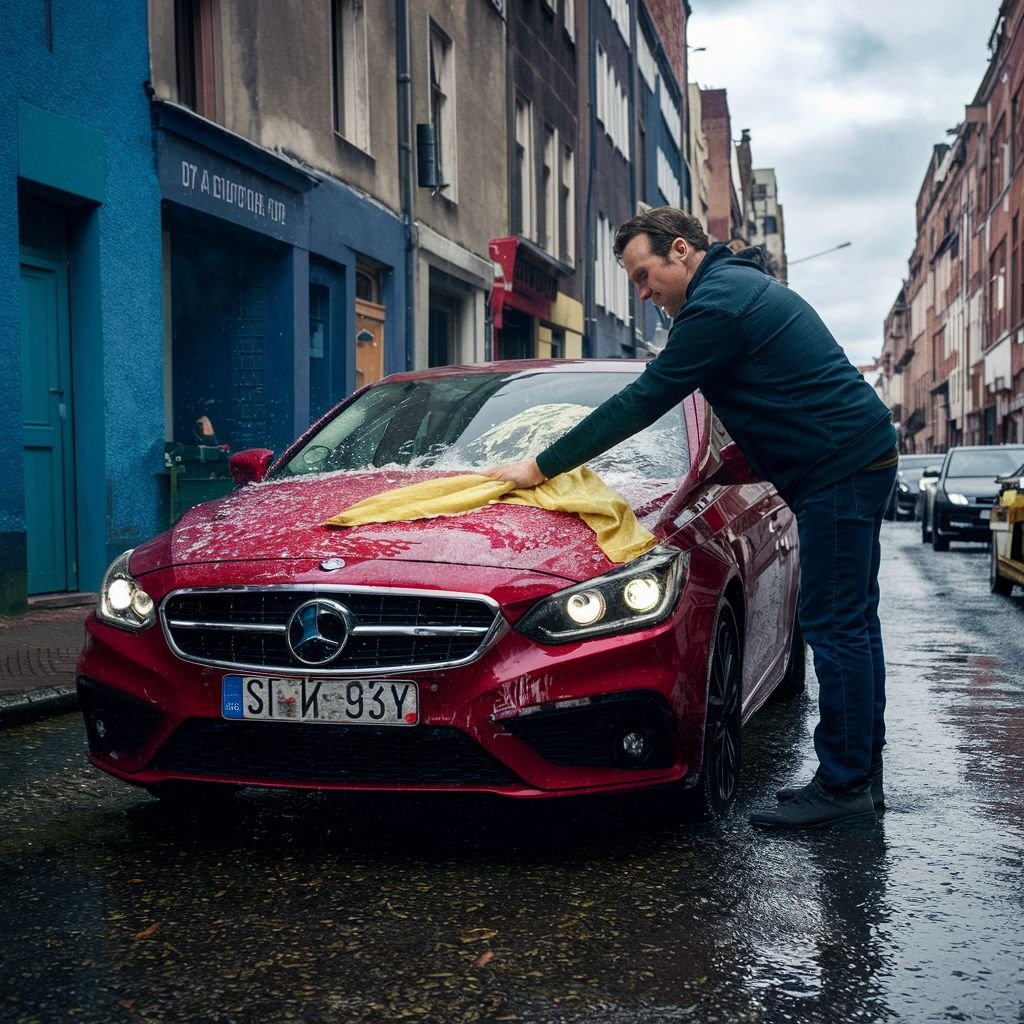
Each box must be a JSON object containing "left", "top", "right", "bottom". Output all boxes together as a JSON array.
[
  {"left": 945, "top": 447, "right": 1024, "bottom": 478},
  {"left": 274, "top": 369, "right": 690, "bottom": 483},
  {"left": 898, "top": 454, "right": 938, "bottom": 485}
]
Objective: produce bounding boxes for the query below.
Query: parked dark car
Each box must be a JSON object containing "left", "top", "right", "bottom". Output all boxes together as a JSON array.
[
  {"left": 76, "top": 360, "right": 804, "bottom": 821},
  {"left": 925, "top": 444, "right": 1024, "bottom": 551},
  {"left": 886, "top": 453, "right": 937, "bottom": 520}
]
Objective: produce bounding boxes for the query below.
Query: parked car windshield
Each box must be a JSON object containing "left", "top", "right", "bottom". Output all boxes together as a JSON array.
[
  {"left": 945, "top": 446, "right": 1024, "bottom": 479},
  {"left": 898, "top": 453, "right": 938, "bottom": 487},
  {"left": 275, "top": 369, "right": 690, "bottom": 483}
]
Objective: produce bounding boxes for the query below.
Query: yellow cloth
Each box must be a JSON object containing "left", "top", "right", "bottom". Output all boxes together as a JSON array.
[{"left": 324, "top": 466, "right": 657, "bottom": 564}]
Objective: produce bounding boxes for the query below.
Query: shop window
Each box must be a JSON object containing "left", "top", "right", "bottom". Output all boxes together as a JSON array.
[
  {"left": 429, "top": 22, "right": 457, "bottom": 198},
  {"left": 174, "top": 0, "right": 222, "bottom": 120},
  {"left": 429, "top": 295, "right": 457, "bottom": 367},
  {"left": 550, "top": 329, "right": 566, "bottom": 359},
  {"left": 332, "top": 0, "right": 370, "bottom": 152},
  {"left": 309, "top": 284, "right": 329, "bottom": 359}
]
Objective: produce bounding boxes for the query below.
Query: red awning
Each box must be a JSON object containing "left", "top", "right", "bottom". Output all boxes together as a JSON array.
[{"left": 489, "top": 237, "right": 565, "bottom": 329}]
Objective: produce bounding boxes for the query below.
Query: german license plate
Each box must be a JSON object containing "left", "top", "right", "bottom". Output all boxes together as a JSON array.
[{"left": 222, "top": 675, "right": 418, "bottom": 726}]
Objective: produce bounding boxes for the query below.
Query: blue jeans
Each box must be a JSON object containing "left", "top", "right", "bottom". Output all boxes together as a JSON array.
[{"left": 791, "top": 463, "right": 897, "bottom": 790}]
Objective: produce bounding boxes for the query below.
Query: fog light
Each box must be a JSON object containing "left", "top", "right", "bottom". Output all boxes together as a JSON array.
[
  {"left": 619, "top": 728, "right": 655, "bottom": 763},
  {"left": 95, "top": 717, "right": 107, "bottom": 739}
]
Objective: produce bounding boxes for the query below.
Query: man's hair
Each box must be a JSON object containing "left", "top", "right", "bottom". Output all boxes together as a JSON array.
[{"left": 613, "top": 207, "right": 710, "bottom": 261}]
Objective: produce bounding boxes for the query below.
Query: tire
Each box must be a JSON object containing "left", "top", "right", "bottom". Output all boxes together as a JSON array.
[
  {"left": 681, "top": 603, "right": 742, "bottom": 821},
  {"left": 931, "top": 525, "right": 950, "bottom": 552},
  {"left": 772, "top": 612, "right": 807, "bottom": 700},
  {"left": 990, "top": 543, "right": 1014, "bottom": 596},
  {"left": 921, "top": 512, "right": 932, "bottom": 543}
]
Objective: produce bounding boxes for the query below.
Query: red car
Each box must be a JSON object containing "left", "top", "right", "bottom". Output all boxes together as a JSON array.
[{"left": 77, "top": 360, "right": 803, "bottom": 818}]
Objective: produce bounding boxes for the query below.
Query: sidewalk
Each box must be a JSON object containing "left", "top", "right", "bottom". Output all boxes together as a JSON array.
[{"left": 0, "top": 594, "right": 94, "bottom": 727}]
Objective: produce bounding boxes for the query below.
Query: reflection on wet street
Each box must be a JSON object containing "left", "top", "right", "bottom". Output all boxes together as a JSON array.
[{"left": 1, "top": 522, "right": 1023, "bottom": 1023}]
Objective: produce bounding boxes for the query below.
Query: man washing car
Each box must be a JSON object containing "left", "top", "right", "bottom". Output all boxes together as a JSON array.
[{"left": 484, "top": 206, "right": 897, "bottom": 830}]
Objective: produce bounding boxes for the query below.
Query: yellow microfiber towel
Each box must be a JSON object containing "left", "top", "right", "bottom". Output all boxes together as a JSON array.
[{"left": 324, "top": 466, "right": 658, "bottom": 564}]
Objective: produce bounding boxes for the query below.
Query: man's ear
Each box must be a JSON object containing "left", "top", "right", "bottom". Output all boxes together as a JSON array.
[{"left": 672, "top": 237, "right": 689, "bottom": 262}]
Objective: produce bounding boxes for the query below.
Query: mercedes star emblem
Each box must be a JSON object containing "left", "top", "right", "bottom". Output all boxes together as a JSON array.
[{"left": 285, "top": 599, "right": 352, "bottom": 666}]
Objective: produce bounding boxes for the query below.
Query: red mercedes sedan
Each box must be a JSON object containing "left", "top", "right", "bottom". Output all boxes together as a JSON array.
[{"left": 77, "top": 360, "right": 803, "bottom": 819}]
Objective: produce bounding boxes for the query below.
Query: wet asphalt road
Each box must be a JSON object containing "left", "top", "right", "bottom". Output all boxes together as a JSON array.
[{"left": 2, "top": 521, "right": 1023, "bottom": 1024}]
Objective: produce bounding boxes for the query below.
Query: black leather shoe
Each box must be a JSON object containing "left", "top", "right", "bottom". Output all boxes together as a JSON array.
[
  {"left": 777, "top": 765, "right": 885, "bottom": 810},
  {"left": 750, "top": 777, "right": 875, "bottom": 829}
]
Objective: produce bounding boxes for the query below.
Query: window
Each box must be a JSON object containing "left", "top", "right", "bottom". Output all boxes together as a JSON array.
[
  {"left": 595, "top": 44, "right": 630, "bottom": 160},
  {"left": 595, "top": 214, "right": 628, "bottom": 323},
  {"left": 332, "top": 0, "right": 370, "bottom": 151},
  {"left": 309, "top": 284, "right": 328, "bottom": 359},
  {"left": 174, "top": 0, "right": 221, "bottom": 119},
  {"left": 429, "top": 23, "right": 457, "bottom": 195},
  {"left": 763, "top": 215, "right": 778, "bottom": 234},
  {"left": 560, "top": 144, "right": 575, "bottom": 266},
  {"left": 514, "top": 97, "right": 535, "bottom": 239},
  {"left": 604, "top": 0, "right": 629, "bottom": 43},
  {"left": 542, "top": 126, "right": 558, "bottom": 254},
  {"left": 656, "top": 148, "right": 680, "bottom": 208},
  {"left": 563, "top": 0, "right": 575, "bottom": 40}
]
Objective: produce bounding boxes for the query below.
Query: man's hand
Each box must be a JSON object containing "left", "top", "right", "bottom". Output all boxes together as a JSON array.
[{"left": 480, "top": 459, "right": 547, "bottom": 488}]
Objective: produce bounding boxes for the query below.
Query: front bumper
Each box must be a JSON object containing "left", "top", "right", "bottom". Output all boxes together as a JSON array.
[
  {"left": 77, "top": 593, "right": 715, "bottom": 798},
  {"left": 934, "top": 502, "right": 994, "bottom": 541}
]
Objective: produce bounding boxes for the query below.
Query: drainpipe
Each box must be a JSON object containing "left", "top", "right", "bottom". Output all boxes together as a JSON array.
[
  {"left": 396, "top": 0, "right": 415, "bottom": 371},
  {"left": 582, "top": 0, "right": 597, "bottom": 358}
]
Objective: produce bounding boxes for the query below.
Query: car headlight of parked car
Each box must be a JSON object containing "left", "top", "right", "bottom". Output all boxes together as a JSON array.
[
  {"left": 97, "top": 550, "right": 157, "bottom": 631},
  {"left": 945, "top": 492, "right": 970, "bottom": 505},
  {"left": 515, "top": 546, "right": 687, "bottom": 644}
]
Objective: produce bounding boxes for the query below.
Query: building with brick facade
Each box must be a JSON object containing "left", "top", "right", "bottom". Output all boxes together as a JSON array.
[{"left": 878, "top": 0, "right": 1024, "bottom": 452}]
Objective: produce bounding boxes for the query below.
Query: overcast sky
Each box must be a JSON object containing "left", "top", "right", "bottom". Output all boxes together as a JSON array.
[{"left": 687, "top": 1, "right": 999, "bottom": 366}]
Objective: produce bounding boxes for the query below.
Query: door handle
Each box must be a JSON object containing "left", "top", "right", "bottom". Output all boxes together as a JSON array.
[
  {"left": 768, "top": 518, "right": 779, "bottom": 533},
  {"left": 49, "top": 387, "right": 65, "bottom": 397}
]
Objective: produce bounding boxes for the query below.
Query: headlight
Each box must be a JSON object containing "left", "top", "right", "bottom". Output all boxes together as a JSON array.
[
  {"left": 898, "top": 481, "right": 910, "bottom": 494},
  {"left": 97, "top": 550, "right": 157, "bottom": 631},
  {"left": 945, "top": 492, "right": 969, "bottom": 506},
  {"left": 515, "top": 546, "right": 687, "bottom": 644}
]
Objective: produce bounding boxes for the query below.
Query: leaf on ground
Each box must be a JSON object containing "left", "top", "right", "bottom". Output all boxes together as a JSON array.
[
  {"left": 473, "top": 951, "right": 495, "bottom": 968},
  {"left": 132, "top": 923, "right": 160, "bottom": 940}
]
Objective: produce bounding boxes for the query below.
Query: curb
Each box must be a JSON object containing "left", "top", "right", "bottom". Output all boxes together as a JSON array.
[{"left": 0, "top": 685, "right": 79, "bottom": 729}]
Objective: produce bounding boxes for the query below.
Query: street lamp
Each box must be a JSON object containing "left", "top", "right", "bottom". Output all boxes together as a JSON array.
[{"left": 788, "top": 241, "right": 852, "bottom": 265}]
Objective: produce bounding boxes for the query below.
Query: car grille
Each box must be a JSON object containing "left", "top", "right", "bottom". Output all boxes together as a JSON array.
[
  {"left": 153, "top": 719, "right": 520, "bottom": 786},
  {"left": 161, "top": 587, "right": 502, "bottom": 674}
]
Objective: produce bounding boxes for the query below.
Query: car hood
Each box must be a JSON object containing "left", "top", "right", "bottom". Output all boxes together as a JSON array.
[
  {"left": 131, "top": 469, "right": 672, "bottom": 583},
  {"left": 943, "top": 476, "right": 1007, "bottom": 497}
]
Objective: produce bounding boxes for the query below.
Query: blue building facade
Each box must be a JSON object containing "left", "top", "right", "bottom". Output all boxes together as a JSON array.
[{"left": 0, "top": 2, "right": 165, "bottom": 613}]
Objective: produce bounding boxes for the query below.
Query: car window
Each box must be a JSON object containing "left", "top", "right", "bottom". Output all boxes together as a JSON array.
[
  {"left": 275, "top": 370, "right": 691, "bottom": 483},
  {"left": 945, "top": 447, "right": 1024, "bottom": 479}
]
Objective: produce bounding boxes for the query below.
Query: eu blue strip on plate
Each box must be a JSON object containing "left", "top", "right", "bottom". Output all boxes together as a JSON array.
[{"left": 222, "top": 675, "right": 244, "bottom": 719}]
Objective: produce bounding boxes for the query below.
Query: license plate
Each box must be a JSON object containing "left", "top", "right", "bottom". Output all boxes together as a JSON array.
[
  {"left": 980, "top": 509, "right": 991, "bottom": 520},
  {"left": 222, "top": 675, "right": 418, "bottom": 726}
]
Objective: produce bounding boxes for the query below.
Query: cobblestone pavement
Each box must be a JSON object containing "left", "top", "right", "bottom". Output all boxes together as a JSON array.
[{"left": 0, "top": 598, "right": 93, "bottom": 724}]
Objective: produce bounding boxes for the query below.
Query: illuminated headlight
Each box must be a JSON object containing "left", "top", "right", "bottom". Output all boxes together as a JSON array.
[
  {"left": 946, "top": 492, "right": 969, "bottom": 506},
  {"left": 898, "top": 481, "right": 910, "bottom": 494},
  {"left": 97, "top": 550, "right": 156, "bottom": 631},
  {"left": 516, "top": 547, "right": 687, "bottom": 644}
]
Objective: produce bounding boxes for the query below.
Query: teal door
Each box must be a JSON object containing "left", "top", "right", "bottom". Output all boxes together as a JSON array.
[{"left": 20, "top": 257, "right": 78, "bottom": 594}]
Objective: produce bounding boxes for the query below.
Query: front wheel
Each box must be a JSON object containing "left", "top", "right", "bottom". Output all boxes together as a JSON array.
[
  {"left": 990, "top": 543, "right": 1014, "bottom": 595},
  {"left": 921, "top": 512, "right": 932, "bottom": 543},
  {"left": 680, "top": 603, "right": 742, "bottom": 821},
  {"left": 931, "top": 525, "right": 950, "bottom": 552}
]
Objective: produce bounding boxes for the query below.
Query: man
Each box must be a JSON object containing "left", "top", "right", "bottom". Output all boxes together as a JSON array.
[{"left": 483, "top": 206, "right": 897, "bottom": 830}]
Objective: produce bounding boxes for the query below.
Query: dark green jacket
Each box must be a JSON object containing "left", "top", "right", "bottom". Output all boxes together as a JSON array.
[{"left": 536, "top": 243, "right": 896, "bottom": 507}]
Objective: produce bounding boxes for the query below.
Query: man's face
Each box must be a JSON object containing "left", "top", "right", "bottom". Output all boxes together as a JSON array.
[{"left": 621, "top": 233, "right": 699, "bottom": 317}]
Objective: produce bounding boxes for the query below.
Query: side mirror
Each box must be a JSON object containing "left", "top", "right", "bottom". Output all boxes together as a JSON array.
[
  {"left": 229, "top": 448, "right": 275, "bottom": 485},
  {"left": 713, "top": 443, "right": 762, "bottom": 486},
  {"left": 920, "top": 466, "right": 941, "bottom": 480}
]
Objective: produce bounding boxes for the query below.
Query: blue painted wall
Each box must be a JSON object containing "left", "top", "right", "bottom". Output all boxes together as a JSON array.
[{"left": 0, "top": 2, "right": 164, "bottom": 610}]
